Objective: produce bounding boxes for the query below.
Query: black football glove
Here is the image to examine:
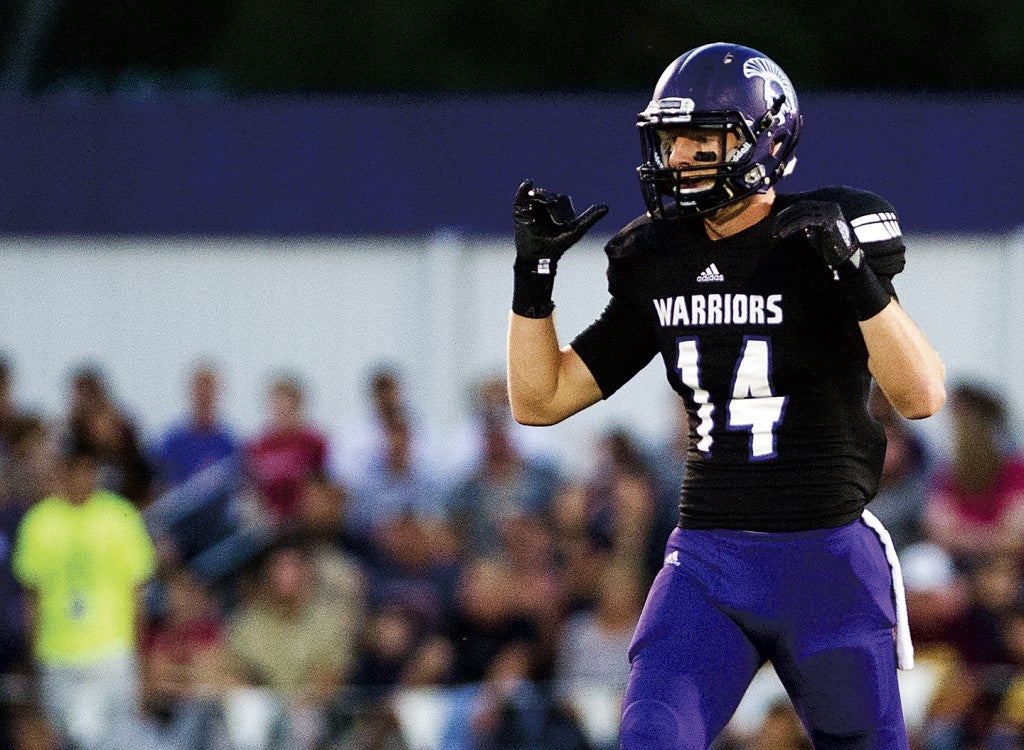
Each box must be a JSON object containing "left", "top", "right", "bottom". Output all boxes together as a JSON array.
[
  {"left": 511, "top": 179, "right": 608, "bottom": 318},
  {"left": 775, "top": 200, "right": 891, "bottom": 321},
  {"left": 775, "top": 200, "right": 863, "bottom": 270},
  {"left": 514, "top": 179, "right": 608, "bottom": 269}
]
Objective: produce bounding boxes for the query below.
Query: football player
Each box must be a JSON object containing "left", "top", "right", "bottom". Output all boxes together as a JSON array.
[{"left": 506, "top": 43, "right": 945, "bottom": 749}]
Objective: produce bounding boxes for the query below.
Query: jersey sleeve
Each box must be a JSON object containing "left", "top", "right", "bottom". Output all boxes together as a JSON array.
[
  {"left": 570, "top": 215, "right": 661, "bottom": 398},
  {"left": 570, "top": 294, "right": 658, "bottom": 399}
]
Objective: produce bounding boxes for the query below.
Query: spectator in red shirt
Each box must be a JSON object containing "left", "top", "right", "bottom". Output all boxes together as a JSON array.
[
  {"left": 924, "top": 383, "right": 1024, "bottom": 564},
  {"left": 245, "top": 376, "right": 328, "bottom": 531}
]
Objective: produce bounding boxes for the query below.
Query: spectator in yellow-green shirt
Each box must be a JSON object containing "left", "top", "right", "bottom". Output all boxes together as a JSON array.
[{"left": 13, "top": 438, "right": 156, "bottom": 750}]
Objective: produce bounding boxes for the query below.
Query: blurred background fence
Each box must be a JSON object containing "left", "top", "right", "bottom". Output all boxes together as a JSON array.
[{"left": 2, "top": 228, "right": 1024, "bottom": 469}]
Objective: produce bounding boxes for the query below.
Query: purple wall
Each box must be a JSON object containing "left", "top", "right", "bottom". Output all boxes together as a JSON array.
[{"left": 0, "top": 91, "right": 1019, "bottom": 237}]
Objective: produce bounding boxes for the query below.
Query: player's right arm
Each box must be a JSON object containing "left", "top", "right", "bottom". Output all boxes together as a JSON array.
[
  {"left": 506, "top": 181, "right": 608, "bottom": 425},
  {"left": 507, "top": 314, "right": 602, "bottom": 425}
]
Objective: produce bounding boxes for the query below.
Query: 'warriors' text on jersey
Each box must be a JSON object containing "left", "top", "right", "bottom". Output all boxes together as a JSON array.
[{"left": 571, "top": 187, "right": 906, "bottom": 531}]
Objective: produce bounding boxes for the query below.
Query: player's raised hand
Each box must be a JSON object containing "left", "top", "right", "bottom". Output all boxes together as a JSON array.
[
  {"left": 510, "top": 180, "right": 608, "bottom": 319},
  {"left": 513, "top": 180, "right": 608, "bottom": 272},
  {"left": 775, "top": 200, "right": 863, "bottom": 270}
]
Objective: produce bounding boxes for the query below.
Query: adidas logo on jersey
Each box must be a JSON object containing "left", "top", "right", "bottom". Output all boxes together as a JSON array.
[
  {"left": 664, "top": 550, "right": 681, "bottom": 567},
  {"left": 696, "top": 263, "right": 724, "bottom": 282}
]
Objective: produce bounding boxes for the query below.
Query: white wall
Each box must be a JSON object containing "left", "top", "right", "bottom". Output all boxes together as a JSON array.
[{"left": 1, "top": 231, "right": 1021, "bottom": 472}]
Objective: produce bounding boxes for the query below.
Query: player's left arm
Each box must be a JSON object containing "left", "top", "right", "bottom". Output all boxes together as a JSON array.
[
  {"left": 777, "top": 197, "right": 945, "bottom": 419},
  {"left": 859, "top": 299, "right": 946, "bottom": 419}
]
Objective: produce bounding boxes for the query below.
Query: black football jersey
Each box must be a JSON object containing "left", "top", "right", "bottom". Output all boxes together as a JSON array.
[{"left": 571, "top": 186, "right": 907, "bottom": 532}]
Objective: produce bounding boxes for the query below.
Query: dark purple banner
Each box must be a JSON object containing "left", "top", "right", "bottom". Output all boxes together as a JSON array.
[{"left": 0, "top": 91, "right": 1018, "bottom": 237}]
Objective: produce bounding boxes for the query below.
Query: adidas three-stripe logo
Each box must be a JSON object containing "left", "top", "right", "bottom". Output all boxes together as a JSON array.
[{"left": 696, "top": 263, "right": 724, "bottom": 282}]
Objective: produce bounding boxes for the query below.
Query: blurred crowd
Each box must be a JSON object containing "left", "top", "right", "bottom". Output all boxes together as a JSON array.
[{"left": 1, "top": 352, "right": 1023, "bottom": 750}]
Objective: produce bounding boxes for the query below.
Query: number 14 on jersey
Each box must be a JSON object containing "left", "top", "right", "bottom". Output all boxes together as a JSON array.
[{"left": 676, "top": 337, "right": 788, "bottom": 461}]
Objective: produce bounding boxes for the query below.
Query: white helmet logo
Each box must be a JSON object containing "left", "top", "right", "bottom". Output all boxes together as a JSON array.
[{"left": 742, "top": 58, "right": 796, "bottom": 123}]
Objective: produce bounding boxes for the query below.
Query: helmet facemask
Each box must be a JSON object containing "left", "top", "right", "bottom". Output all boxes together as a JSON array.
[{"left": 638, "top": 103, "right": 790, "bottom": 220}]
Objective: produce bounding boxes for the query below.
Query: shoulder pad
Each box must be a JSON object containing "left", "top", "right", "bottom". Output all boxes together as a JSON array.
[
  {"left": 803, "top": 186, "right": 906, "bottom": 277},
  {"left": 605, "top": 214, "right": 655, "bottom": 260},
  {"left": 804, "top": 186, "right": 902, "bottom": 243}
]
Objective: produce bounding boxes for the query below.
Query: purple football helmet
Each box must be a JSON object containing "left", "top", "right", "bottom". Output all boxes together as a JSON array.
[{"left": 637, "top": 43, "right": 803, "bottom": 219}]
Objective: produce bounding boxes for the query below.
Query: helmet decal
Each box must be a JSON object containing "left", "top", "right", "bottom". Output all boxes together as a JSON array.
[{"left": 742, "top": 57, "right": 796, "bottom": 124}]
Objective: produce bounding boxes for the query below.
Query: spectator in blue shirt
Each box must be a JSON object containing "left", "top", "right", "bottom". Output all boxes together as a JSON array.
[{"left": 152, "top": 364, "right": 239, "bottom": 492}]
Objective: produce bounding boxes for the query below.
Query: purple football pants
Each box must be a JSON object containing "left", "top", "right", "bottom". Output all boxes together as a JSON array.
[{"left": 620, "top": 519, "right": 907, "bottom": 750}]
